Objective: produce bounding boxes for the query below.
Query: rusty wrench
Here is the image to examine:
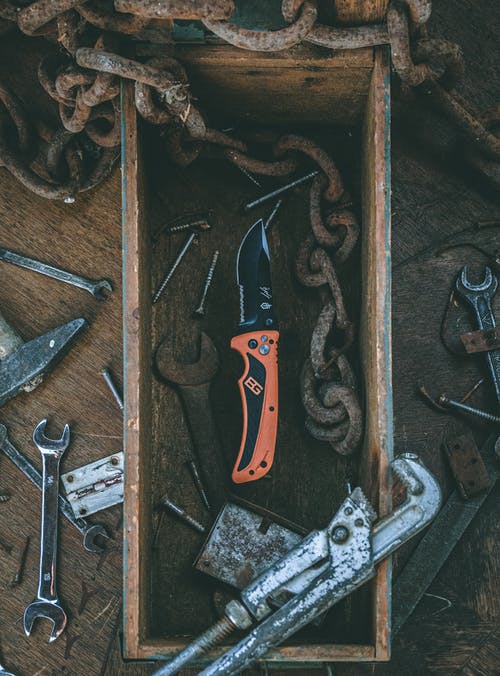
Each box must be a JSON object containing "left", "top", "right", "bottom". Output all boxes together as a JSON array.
[
  {"left": 0, "top": 247, "right": 112, "bottom": 300},
  {"left": 156, "top": 332, "right": 227, "bottom": 510},
  {"left": 24, "top": 420, "right": 69, "bottom": 642},
  {"left": 456, "top": 266, "right": 500, "bottom": 405},
  {"left": 0, "top": 424, "right": 108, "bottom": 553}
]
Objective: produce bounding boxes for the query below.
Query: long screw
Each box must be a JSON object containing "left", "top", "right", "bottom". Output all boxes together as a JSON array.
[
  {"left": 186, "top": 459, "right": 211, "bottom": 512},
  {"left": 160, "top": 496, "right": 207, "bottom": 534},
  {"left": 153, "top": 232, "right": 196, "bottom": 304},
  {"left": 245, "top": 170, "right": 319, "bottom": 211},
  {"left": 438, "top": 395, "right": 500, "bottom": 424},
  {"left": 193, "top": 250, "right": 219, "bottom": 318},
  {"left": 101, "top": 368, "right": 123, "bottom": 411}
]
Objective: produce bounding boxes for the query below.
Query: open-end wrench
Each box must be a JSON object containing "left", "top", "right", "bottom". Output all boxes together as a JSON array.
[
  {"left": 156, "top": 332, "right": 227, "bottom": 510},
  {"left": 455, "top": 266, "right": 500, "bottom": 404},
  {"left": 0, "top": 424, "right": 109, "bottom": 553},
  {"left": 0, "top": 247, "right": 112, "bottom": 300},
  {"left": 24, "top": 420, "right": 69, "bottom": 642}
]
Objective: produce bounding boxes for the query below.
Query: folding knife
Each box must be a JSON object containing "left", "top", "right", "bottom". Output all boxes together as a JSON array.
[{"left": 231, "top": 219, "right": 279, "bottom": 484}]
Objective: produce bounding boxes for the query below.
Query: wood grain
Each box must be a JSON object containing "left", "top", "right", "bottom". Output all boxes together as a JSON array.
[{"left": 123, "top": 46, "right": 391, "bottom": 662}]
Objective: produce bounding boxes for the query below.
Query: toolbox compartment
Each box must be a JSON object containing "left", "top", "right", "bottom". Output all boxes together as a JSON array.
[{"left": 122, "top": 44, "right": 392, "bottom": 664}]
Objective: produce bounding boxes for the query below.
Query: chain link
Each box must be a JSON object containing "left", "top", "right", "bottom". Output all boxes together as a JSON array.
[{"left": 0, "top": 0, "right": 496, "bottom": 199}]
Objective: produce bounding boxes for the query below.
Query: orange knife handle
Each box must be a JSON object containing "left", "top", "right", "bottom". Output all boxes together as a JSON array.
[{"left": 230, "top": 329, "right": 279, "bottom": 483}]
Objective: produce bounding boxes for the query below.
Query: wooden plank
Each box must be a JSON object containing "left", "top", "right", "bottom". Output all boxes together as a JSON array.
[
  {"left": 174, "top": 44, "right": 374, "bottom": 125},
  {"left": 360, "top": 47, "right": 392, "bottom": 660},
  {"left": 122, "top": 81, "right": 154, "bottom": 658}
]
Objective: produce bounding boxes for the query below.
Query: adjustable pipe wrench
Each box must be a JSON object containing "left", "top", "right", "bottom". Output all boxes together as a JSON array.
[{"left": 154, "top": 454, "right": 442, "bottom": 675}]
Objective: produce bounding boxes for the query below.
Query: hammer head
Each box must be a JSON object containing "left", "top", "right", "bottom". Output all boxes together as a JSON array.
[{"left": 0, "top": 318, "right": 87, "bottom": 408}]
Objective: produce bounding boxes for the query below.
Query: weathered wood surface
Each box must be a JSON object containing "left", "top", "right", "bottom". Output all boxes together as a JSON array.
[{"left": 0, "top": 1, "right": 497, "bottom": 675}]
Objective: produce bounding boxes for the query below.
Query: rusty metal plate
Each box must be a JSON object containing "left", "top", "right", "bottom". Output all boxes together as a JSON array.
[
  {"left": 443, "top": 433, "right": 492, "bottom": 499},
  {"left": 194, "top": 499, "right": 305, "bottom": 589},
  {"left": 461, "top": 327, "right": 500, "bottom": 353}
]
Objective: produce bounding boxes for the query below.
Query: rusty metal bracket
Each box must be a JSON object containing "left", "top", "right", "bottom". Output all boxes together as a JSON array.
[
  {"left": 442, "top": 432, "right": 492, "bottom": 499},
  {"left": 461, "top": 326, "right": 500, "bottom": 354}
]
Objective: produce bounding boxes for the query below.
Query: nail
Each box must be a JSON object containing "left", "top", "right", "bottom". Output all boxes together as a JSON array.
[
  {"left": 264, "top": 199, "right": 283, "bottom": 231},
  {"left": 101, "top": 368, "right": 124, "bottom": 411},
  {"left": 245, "top": 170, "right": 319, "bottom": 210},
  {"left": 11, "top": 535, "right": 29, "bottom": 586},
  {"left": 186, "top": 459, "right": 211, "bottom": 512}
]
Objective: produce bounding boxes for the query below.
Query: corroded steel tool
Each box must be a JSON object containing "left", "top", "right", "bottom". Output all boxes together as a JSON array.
[
  {"left": 154, "top": 454, "right": 442, "bottom": 675},
  {"left": 24, "top": 420, "right": 69, "bottom": 643},
  {"left": 0, "top": 247, "right": 112, "bottom": 300},
  {"left": 232, "top": 219, "right": 279, "bottom": 483},
  {"left": 156, "top": 331, "right": 227, "bottom": 510},
  {"left": 0, "top": 314, "right": 87, "bottom": 407}
]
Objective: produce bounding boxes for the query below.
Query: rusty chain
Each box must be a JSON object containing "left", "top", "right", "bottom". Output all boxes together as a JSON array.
[{"left": 0, "top": 0, "right": 495, "bottom": 197}]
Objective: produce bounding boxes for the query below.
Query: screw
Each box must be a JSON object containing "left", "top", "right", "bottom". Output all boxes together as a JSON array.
[
  {"left": 186, "top": 459, "right": 211, "bottom": 512},
  {"left": 438, "top": 395, "right": 500, "bottom": 424},
  {"left": 160, "top": 496, "right": 207, "bottom": 534},
  {"left": 155, "top": 214, "right": 212, "bottom": 240},
  {"left": 264, "top": 199, "right": 283, "bottom": 231},
  {"left": 332, "top": 526, "right": 349, "bottom": 543},
  {"left": 153, "top": 231, "right": 197, "bottom": 304},
  {"left": 244, "top": 170, "right": 320, "bottom": 211},
  {"left": 193, "top": 250, "right": 220, "bottom": 318},
  {"left": 101, "top": 368, "right": 124, "bottom": 411}
]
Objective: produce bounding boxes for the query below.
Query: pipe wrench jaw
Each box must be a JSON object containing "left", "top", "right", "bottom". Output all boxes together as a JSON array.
[
  {"left": 372, "top": 454, "right": 443, "bottom": 563},
  {"left": 153, "top": 456, "right": 442, "bottom": 676}
]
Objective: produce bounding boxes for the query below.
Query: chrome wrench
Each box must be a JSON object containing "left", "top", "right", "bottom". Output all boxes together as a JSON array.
[
  {"left": 0, "top": 423, "right": 109, "bottom": 553},
  {"left": 24, "top": 420, "right": 69, "bottom": 642},
  {"left": 455, "top": 266, "right": 500, "bottom": 405},
  {"left": 0, "top": 247, "right": 112, "bottom": 300}
]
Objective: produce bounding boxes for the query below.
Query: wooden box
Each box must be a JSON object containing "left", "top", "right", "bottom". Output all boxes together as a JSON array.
[{"left": 122, "top": 44, "right": 392, "bottom": 665}]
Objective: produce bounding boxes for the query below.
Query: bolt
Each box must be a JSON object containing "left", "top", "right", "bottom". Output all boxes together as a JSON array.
[
  {"left": 101, "top": 368, "right": 124, "bottom": 411},
  {"left": 438, "top": 395, "right": 500, "bottom": 424},
  {"left": 193, "top": 250, "right": 220, "bottom": 318},
  {"left": 153, "top": 600, "right": 252, "bottom": 675},
  {"left": 331, "top": 526, "right": 349, "bottom": 543},
  {"left": 153, "top": 232, "right": 197, "bottom": 304},
  {"left": 186, "top": 459, "right": 211, "bottom": 512},
  {"left": 244, "top": 170, "right": 320, "bottom": 211},
  {"left": 344, "top": 506, "right": 353, "bottom": 516},
  {"left": 354, "top": 518, "right": 364, "bottom": 527},
  {"left": 160, "top": 496, "right": 206, "bottom": 534}
]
